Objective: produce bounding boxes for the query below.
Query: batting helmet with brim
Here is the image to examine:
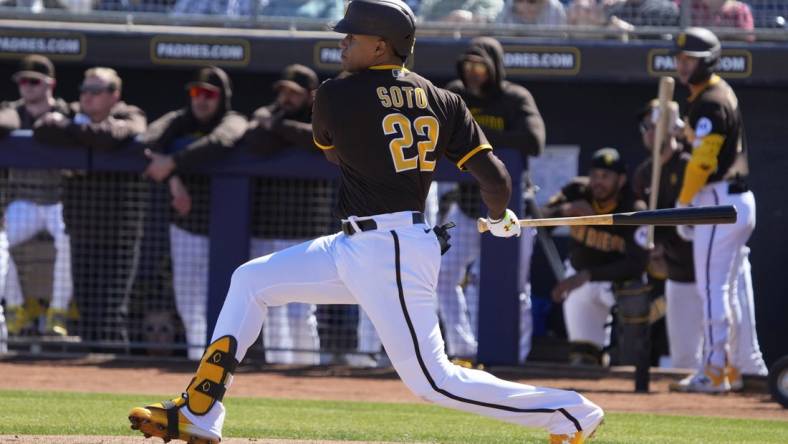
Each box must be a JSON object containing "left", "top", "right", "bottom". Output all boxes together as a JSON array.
[
  {"left": 333, "top": 0, "right": 416, "bottom": 60},
  {"left": 672, "top": 27, "right": 721, "bottom": 84}
]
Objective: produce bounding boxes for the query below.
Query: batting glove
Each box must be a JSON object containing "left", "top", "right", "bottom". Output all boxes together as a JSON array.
[
  {"left": 675, "top": 201, "right": 694, "bottom": 241},
  {"left": 486, "top": 209, "right": 521, "bottom": 238}
]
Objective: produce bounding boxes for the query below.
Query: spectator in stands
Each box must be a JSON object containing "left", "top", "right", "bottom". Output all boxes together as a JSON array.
[
  {"left": 243, "top": 64, "right": 329, "bottom": 365},
  {"left": 0, "top": 55, "right": 73, "bottom": 337},
  {"left": 691, "top": 0, "right": 754, "bottom": 36},
  {"left": 260, "top": 0, "right": 344, "bottom": 19},
  {"left": 33, "top": 66, "right": 147, "bottom": 344},
  {"left": 95, "top": 0, "right": 176, "bottom": 13},
  {"left": 606, "top": 0, "right": 680, "bottom": 27},
  {"left": 439, "top": 36, "right": 545, "bottom": 363},
  {"left": 566, "top": 0, "right": 606, "bottom": 26},
  {"left": 142, "top": 66, "right": 247, "bottom": 360},
  {"left": 544, "top": 148, "right": 649, "bottom": 366},
  {"left": 418, "top": 0, "right": 504, "bottom": 22},
  {"left": 497, "top": 0, "right": 567, "bottom": 26}
]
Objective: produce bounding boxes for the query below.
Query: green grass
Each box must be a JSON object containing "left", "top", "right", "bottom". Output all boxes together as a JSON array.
[{"left": 1, "top": 390, "right": 786, "bottom": 443}]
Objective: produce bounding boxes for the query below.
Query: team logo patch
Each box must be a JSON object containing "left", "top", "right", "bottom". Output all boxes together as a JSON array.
[
  {"left": 634, "top": 225, "right": 650, "bottom": 249},
  {"left": 695, "top": 117, "right": 713, "bottom": 137}
]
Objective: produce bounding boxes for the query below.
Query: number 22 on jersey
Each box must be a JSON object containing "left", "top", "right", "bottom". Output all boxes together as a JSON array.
[{"left": 383, "top": 112, "right": 439, "bottom": 173}]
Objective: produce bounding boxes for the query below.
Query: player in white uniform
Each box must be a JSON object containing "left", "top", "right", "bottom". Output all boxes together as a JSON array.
[
  {"left": 128, "top": 2, "right": 603, "bottom": 443},
  {"left": 672, "top": 27, "right": 764, "bottom": 393}
]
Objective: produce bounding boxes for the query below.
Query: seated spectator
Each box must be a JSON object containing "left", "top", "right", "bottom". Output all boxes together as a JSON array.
[
  {"left": 418, "top": 0, "right": 504, "bottom": 22},
  {"left": 691, "top": 0, "right": 754, "bottom": 31},
  {"left": 260, "top": 0, "right": 344, "bottom": 20},
  {"left": 94, "top": 0, "right": 176, "bottom": 13},
  {"left": 171, "top": 0, "right": 253, "bottom": 16},
  {"left": 498, "top": 0, "right": 567, "bottom": 26},
  {"left": 606, "top": 0, "right": 679, "bottom": 27},
  {"left": 567, "top": 0, "right": 606, "bottom": 26}
]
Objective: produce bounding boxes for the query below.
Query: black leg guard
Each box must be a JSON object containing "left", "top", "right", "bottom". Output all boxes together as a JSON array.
[{"left": 614, "top": 280, "right": 652, "bottom": 392}]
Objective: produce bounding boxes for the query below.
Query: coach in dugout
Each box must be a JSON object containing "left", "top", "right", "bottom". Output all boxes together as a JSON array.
[
  {"left": 142, "top": 66, "right": 247, "bottom": 360},
  {"left": 438, "top": 36, "right": 545, "bottom": 363},
  {"left": 545, "top": 147, "right": 649, "bottom": 366},
  {"left": 0, "top": 55, "right": 73, "bottom": 337},
  {"left": 34, "top": 66, "right": 147, "bottom": 344},
  {"left": 243, "top": 64, "right": 329, "bottom": 365}
]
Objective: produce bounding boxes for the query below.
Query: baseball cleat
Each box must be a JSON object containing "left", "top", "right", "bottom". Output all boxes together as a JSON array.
[
  {"left": 669, "top": 365, "right": 731, "bottom": 393},
  {"left": 549, "top": 417, "right": 603, "bottom": 443},
  {"left": 128, "top": 398, "right": 220, "bottom": 444},
  {"left": 44, "top": 307, "right": 69, "bottom": 336},
  {"left": 727, "top": 366, "right": 743, "bottom": 392}
]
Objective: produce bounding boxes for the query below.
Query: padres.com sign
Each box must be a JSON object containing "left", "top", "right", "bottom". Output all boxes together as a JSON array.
[
  {"left": 502, "top": 46, "right": 581, "bottom": 76},
  {"left": 0, "top": 31, "right": 85, "bottom": 60},
  {"left": 151, "top": 36, "right": 250, "bottom": 66},
  {"left": 648, "top": 49, "right": 752, "bottom": 78}
]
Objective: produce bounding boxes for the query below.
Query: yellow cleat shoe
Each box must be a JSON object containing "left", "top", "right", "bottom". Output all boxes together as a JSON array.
[
  {"left": 727, "top": 366, "right": 743, "bottom": 391},
  {"left": 549, "top": 417, "right": 603, "bottom": 444},
  {"left": 128, "top": 396, "right": 220, "bottom": 444},
  {"left": 6, "top": 304, "right": 31, "bottom": 335},
  {"left": 44, "top": 308, "right": 69, "bottom": 336}
]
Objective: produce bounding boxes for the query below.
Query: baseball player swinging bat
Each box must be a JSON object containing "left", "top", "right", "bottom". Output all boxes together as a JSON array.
[
  {"left": 477, "top": 204, "right": 736, "bottom": 233},
  {"left": 646, "top": 76, "right": 676, "bottom": 249}
]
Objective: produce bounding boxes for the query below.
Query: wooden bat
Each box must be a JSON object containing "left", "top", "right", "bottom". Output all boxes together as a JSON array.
[
  {"left": 477, "top": 205, "right": 736, "bottom": 233},
  {"left": 646, "top": 76, "right": 676, "bottom": 249}
]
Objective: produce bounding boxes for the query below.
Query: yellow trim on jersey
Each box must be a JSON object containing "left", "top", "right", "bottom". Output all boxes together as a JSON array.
[
  {"left": 456, "top": 144, "right": 493, "bottom": 170},
  {"left": 678, "top": 133, "right": 725, "bottom": 204},
  {"left": 313, "top": 137, "right": 335, "bottom": 151},
  {"left": 688, "top": 74, "right": 722, "bottom": 103},
  {"left": 369, "top": 64, "right": 409, "bottom": 71}
]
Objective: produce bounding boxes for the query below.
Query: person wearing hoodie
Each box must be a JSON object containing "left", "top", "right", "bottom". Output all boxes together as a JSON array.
[
  {"left": 439, "top": 36, "right": 545, "bottom": 363},
  {"left": 142, "top": 66, "right": 248, "bottom": 360},
  {"left": 243, "top": 64, "right": 329, "bottom": 365},
  {"left": 33, "top": 66, "right": 147, "bottom": 344},
  {"left": 0, "top": 55, "right": 74, "bottom": 337}
]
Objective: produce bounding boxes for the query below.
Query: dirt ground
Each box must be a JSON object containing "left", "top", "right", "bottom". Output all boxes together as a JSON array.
[{"left": 1, "top": 357, "right": 786, "bottom": 443}]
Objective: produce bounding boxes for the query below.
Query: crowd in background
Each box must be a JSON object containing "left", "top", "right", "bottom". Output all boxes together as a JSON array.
[{"left": 0, "top": 0, "right": 785, "bottom": 30}]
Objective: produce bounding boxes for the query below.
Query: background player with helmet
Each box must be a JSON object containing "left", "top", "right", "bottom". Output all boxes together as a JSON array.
[
  {"left": 439, "top": 35, "right": 545, "bottom": 362},
  {"left": 545, "top": 147, "right": 649, "bottom": 367},
  {"left": 128, "top": 2, "right": 604, "bottom": 443},
  {"left": 670, "top": 27, "right": 765, "bottom": 393}
]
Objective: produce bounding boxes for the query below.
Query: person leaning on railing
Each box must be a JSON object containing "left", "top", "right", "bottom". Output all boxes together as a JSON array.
[
  {"left": 32, "top": 66, "right": 147, "bottom": 346},
  {"left": 0, "top": 55, "right": 73, "bottom": 337},
  {"left": 141, "top": 66, "right": 248, "bottom": 360}
]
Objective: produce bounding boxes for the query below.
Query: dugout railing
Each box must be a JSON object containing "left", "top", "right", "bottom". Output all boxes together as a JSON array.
[{"left": 0, "top": 132, "right": 525, "bottom": 366}]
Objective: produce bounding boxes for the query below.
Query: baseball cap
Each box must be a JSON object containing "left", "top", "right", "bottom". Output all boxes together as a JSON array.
[
  {"left": 12, "top": 54, "right": 55, "bottom": 81},
  {"left": 185, "top": 66, "right": 225, "bottom": 93},
  {"left": 273, "top": 64, "right": 318, "bottom": 93},
  {"left": 590, "top": 147, "right": 626, "bottom": 174}
]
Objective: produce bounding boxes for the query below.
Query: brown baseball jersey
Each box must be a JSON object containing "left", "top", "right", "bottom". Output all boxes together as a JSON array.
[{"left": 312, "top": 65, "right": 491, "bottom": 218}]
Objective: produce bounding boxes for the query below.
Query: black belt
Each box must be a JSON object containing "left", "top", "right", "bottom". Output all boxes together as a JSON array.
[{"left": 341, "top": 212, "right": 425, "bottom": 236}]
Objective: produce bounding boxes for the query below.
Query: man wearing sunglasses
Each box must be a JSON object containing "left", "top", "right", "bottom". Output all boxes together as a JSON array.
[
  {"left": 142, "top": 66, "right": 247, "bottom": 361},
  {"left": 0, "top": 55, "right": 73, "bottom": 337},
  {"left": 437, "top": 36, "right": 545, "bottom": 364},
  {"left": 33, "top": 66, "right": 147, "bottom": 345},
  {"left": 243, "top": 64, "right": 326, "bottom": 365}
]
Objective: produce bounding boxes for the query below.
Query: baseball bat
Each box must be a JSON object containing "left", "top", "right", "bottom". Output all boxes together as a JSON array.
[
  {"left": 646, "top": 77, "right": 676, "bottom": 249},
  {"left": 477, "top": 205, "right": 736, "bottom": 233},
  {"left": 646, "top": 77, "right": 675, "bottom": 249}
]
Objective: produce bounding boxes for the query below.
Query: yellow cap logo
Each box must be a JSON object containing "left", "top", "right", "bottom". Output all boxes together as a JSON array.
[
  {"left": 677, "top": 33, "right": 686, "bottom": 47},
  {"left": 604, "top": 152, "right": 616, "bottom": 165}
]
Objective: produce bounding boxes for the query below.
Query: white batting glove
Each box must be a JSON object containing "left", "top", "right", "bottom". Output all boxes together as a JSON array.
[
  {"left": 486, "top": 209, "right": 521, "bottom": 238},
  {"left": 675, "top": 201, "right": 694, "bottom": 241}
]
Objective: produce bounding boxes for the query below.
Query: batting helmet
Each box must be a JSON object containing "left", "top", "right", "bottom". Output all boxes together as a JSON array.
[
  {"left": 333, "top": 0, "right": 416, "bottom": 60},
  {"left": 673, "top": 27, "right": 721, "bottom": 84}
]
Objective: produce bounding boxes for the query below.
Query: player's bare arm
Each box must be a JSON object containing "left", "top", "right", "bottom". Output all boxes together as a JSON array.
[{"left": 464, "top": 150, "right": 511, "bottom": 220}]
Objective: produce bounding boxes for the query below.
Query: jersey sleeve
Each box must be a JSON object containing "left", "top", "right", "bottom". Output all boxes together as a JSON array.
[
  {"left": 678, "top": 101, "right": 727, "bottom": 204},
  {"left": 444, "top": 93, "right": 492, "bottom": 171},
  {"left": 311, "top": 81, "right": 335, "bottom": 151}
]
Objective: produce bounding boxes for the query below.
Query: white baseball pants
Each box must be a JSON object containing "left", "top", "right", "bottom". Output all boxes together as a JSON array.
[
  {"left": 250, "top": 238, "right": 320, "bottom": 365},
  {"left": 170, "top": 224, "right": 209, "bottom": 361},
  {"left": 2, "top": 200, "right": 73, "bottom": 310},
  {"left": 692, "top": 182, "right": 755, "bottom": 369},
  {"left": 562, "top": 264, "right": 615, "bottom": 350},
  {"left": 186, "top": 211, "right": 602, "bottom": 439}
]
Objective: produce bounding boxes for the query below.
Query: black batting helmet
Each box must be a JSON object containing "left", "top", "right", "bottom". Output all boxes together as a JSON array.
[
  {"left": 333, "top": 0, "right": 416, "bottom": 61},
  {"left": 673, "top": 27, "right": 721, "bottom": 84}
]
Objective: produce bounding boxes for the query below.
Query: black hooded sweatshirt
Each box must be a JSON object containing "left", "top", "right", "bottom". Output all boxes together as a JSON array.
[
  {"left": 143, "top": 66, "right": 248, "bottom": 234},
  {"left": 445, "top": 37, "right": 546, "bottom": 218}
]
